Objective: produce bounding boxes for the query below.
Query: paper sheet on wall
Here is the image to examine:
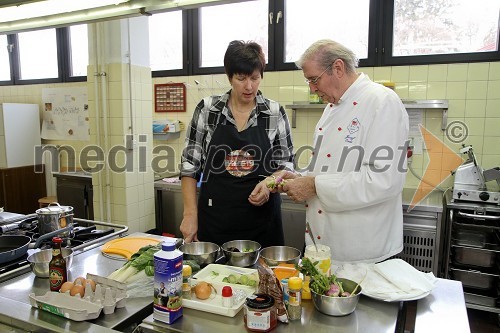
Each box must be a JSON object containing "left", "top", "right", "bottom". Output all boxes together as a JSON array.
[
  {"left": 41, "top": 87, "right": 89, "bottom": 141},
  {"left": 407, "top": 108, "right": 424, "bottom": 154}
]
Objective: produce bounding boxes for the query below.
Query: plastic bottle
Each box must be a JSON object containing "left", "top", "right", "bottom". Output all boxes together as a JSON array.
[
  {"left": 221, "top": 286, "right": 233, "bottom": 307},
  {"left": 49, "top": 237, "right": 67, "bottom": 292},
  {"left": 153, "top": 241, "right": 183, "bottom": 324},
  {"left": 281, "top": 278, "right": 289, "bottom": 308},
  {"left": 287, "top": 277, "right": 302, "bottom": 320}
]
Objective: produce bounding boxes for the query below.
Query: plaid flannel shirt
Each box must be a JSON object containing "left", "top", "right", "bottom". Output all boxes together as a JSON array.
[{"left": 180, "top": 90, "right": 294, "bottom": 180}]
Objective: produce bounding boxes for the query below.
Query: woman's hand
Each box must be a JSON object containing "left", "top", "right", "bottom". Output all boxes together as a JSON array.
[
  {"left": 180, "top": 214, "right": 199, "bottom": 243},
  {"left": 248, "top": 180, "right": 270, "bottom": 206}
]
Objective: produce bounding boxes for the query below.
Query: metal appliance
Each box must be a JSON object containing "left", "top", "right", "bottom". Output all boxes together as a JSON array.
[
  {"left": 0, "top": 212, "right": 127, "bottom": 283},
  {"left": 452, "top": 145, "right": 500, "bottom": 205}
]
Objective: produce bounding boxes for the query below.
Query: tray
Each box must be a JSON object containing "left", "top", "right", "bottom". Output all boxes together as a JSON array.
[
  {"left": 29, "top": 291, "right": 102, "bottom": 321},
  {"left": 183, "top": 281, "right": 254, "bottom": 317},
  {"left": 193, "top": 264, "right": 258, "bottom": 291}
]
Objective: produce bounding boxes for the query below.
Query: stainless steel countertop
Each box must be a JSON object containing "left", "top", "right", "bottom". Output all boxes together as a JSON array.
[
  {"left": 53, "top": 171, "right": 92, "bottom": 180},
  {"left": 0, "top": 232, "right": 166, "bottom": 333},
  {"left": 0, "top": 230, "right": 469, "bottom": 333}
]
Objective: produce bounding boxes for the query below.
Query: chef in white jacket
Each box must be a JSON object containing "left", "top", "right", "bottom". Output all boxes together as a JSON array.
[{"left": 281, "top": 39, "right": 409, "bottom": 264}]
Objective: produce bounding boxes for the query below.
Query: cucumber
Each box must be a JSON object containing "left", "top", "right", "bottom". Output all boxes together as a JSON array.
[{"left": 183, "top": 260, "right": 201, "bottom": 273}]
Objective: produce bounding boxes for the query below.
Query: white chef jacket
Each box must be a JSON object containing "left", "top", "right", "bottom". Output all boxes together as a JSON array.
[{"left": 305, "top": 73, "right": 409, "bottom": 264}]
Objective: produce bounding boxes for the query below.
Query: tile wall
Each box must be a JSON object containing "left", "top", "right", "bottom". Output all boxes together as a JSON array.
[{"left": 0, "top": 61, "right": 498, "bottom": 195}]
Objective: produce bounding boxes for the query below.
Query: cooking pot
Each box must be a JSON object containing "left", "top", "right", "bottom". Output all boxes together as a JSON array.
[
  {"left": 36, "top": 203, "right": 74, "bottom": 237},
  {"left": 0, "top": 235, "right": 31, "bottom": 264}
]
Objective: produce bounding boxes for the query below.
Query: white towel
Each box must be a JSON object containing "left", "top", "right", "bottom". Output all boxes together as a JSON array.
[{"left": 333, "top": 259, "right": 437, "bottom": 302}]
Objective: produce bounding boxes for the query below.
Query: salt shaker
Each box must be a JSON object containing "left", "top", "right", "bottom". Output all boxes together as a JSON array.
[{"left": 222, "top": 286, "right": 233, "bottom": 307}]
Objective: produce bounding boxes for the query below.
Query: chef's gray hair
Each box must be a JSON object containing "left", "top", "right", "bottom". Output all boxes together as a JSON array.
[{"left": 296, "top": 39, "right": 359, "bottom": 75}]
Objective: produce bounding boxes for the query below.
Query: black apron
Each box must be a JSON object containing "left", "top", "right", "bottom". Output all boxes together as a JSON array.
[{"left": 197, "top": 113, "right": 284, "bottom": 248}]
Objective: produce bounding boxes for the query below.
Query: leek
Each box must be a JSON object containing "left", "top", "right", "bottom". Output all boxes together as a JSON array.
[{"left": 108, "top": 244, "right": 161, "bottom": 283}]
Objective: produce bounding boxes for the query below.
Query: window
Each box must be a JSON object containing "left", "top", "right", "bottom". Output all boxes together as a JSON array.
[
  {"left": 69, "top": 24, "right": 88, "bottom": 77},
  {"left": 149, "top": 10, "right": 184, "bottom": 72},
  {"left": 284, "top": 0, "right": 371, "bottom": 62},
  {"left": 17, "top": 29, "right": 58, "bottom": 80},
  {"left": 197, "top": 0, "right": 269, "bottom": 68},
  {"left": 0, "top": 35, "right": 10, "bottom": 81},
  {"left": 392, "top": 0, "right": 499, "bottom": 56}
]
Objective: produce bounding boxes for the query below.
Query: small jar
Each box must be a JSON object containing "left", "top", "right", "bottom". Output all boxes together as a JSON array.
[
  {"left": 182, "top": 265, "right": 192, "bottom": 299},
  {"left": 287, "top": 277, "right": 302, "bottom": 321},
  {"left": 281, "top": 278, "right": 289, "bottom": 308},
  {"left": 244, "top": 294, "right": 277, "bottom": 332}
]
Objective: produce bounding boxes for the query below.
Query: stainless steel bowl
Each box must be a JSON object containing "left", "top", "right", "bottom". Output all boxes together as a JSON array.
[
  {"left": 259, "top": 246, "right": 301, "bottom": 266},
  {"left": 221, "top": 240, "right": 261, "bottom": 267},
  {"left": 27, "top": 248, "right": 74, "bottom": 278},
  {"left": 311, "top": 278, "right": 361, "bottom": 316},
  {"left": 179, "top": 242, "right": 220, "bottom": 266}
]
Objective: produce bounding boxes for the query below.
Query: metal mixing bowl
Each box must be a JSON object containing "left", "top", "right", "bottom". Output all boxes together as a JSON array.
[
  {"left": 311, "top": 278, "right": 361, "bottom": 316},
  {"left": 221, "top": 240, "right": 261, "bottom": 267},
  {"left": 27, "top": 248, "right": 74, "bottom": 278},
  {"left": 259, "top": 246, "right": 301, "bottom": 266},
  {"left": 179, "top": 242, "right": 220, "bottom": 266}
]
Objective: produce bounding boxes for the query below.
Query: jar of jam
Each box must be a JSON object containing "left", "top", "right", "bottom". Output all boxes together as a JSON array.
[{"left": 244, "top": 294, "right": 277, "bottom": 332}]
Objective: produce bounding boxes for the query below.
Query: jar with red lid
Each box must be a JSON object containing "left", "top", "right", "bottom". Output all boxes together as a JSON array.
[{"left": 244, "top": 293, "right": 277, "bottom": 332}]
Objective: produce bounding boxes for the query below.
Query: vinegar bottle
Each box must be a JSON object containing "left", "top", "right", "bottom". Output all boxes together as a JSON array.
[{"left": 49, "top": 237, "right": 67, "bottom": 292}]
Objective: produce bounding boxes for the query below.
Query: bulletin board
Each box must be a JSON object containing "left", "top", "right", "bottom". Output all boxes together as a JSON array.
[
  {"left": 41, "top": 87, "right": 90, "bottom": 141},
  {"left": 154, "top": 83, "right": 186, "bottom": 112}
]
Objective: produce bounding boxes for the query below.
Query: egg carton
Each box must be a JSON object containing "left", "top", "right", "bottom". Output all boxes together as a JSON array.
[{"left": 30, "top": 276, "right": 127, "bottom": 321}]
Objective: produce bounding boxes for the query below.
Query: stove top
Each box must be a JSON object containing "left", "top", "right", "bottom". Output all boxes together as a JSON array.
[{"left": 0, "top": 212, "right": 128, "bottom": 283}]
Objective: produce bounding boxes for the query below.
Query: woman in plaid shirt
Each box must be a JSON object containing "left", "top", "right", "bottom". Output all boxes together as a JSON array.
[{"left": 179, "top": 41, "right": 294, "bottom": 248}]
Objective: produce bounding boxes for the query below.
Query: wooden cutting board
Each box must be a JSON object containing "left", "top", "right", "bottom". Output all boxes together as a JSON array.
[{"left": 101, "top": 237, "right": 161, "bottom": 260}]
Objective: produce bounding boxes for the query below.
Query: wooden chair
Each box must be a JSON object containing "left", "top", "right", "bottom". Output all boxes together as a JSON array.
[{"left": 38, "top": 196, "right": 57, "bottom": 208}]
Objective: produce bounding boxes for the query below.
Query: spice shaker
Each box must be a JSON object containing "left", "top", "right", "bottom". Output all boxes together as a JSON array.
[
  {"left": 222, "top": 286, "right": 233, "bottom": 307},
  {"left": 287, "top": 277, "right": 302, "bottom": 320},
  {"left": 182, "top": 265, "right": 192, "bottom": 299}
]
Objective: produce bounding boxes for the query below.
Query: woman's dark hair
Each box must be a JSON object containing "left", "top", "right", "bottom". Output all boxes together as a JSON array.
[{"left": 223, "top": 40, "right": 266, "bottom": 79}]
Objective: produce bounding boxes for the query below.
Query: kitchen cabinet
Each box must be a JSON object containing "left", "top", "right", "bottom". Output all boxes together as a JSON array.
[
  {"left": 0, "top": 165, "right": 46, "bottom": 214},
  {"left": 53, "top": 172, "right": 93, "bottom": 221}
]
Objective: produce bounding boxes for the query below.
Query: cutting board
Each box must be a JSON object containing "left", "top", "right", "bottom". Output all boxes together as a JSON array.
[{"left": 101, "top": 237, "right": 161, "bottom": 260}]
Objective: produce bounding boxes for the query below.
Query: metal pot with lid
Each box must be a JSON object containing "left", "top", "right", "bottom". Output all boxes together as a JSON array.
[{"left": 35, "top": 202, "right": 74, "bottom": 237}]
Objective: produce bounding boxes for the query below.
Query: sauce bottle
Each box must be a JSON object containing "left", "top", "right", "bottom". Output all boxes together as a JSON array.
[{"left": 49, "top": 237, "right": 67, "bottom": 292}]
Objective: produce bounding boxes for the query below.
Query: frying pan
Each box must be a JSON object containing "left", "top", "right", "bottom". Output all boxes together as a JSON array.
[{"left": 0, "top": 235, "right": 31, "bottom": 264}]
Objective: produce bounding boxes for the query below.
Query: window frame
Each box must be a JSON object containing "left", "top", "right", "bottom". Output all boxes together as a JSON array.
[
  {"left": 381, "top": 0, "right": 500, "bottom": 66},
  {"left": 0, "top": 0, "right": 498, "bottom": 85}
]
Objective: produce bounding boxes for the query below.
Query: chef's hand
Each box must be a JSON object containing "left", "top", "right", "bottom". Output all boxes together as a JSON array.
[
  {"left": 282, "top": 176, "right": 316, "bottom": 202},
  {"left": 180, "top": 214, "right": 199, "bottom": 243},
  {"left": 248, "top": 181, "right": 270, "bottom": 206}
]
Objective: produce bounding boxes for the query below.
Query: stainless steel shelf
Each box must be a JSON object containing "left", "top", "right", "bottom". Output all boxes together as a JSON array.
[{"left": 286, "top": 99, "right": 449, "bottom": 129}]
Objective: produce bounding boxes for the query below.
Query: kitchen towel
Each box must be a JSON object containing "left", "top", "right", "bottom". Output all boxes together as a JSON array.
[{"left": 334, "top": 259, "right": 437, "bottom": 302}]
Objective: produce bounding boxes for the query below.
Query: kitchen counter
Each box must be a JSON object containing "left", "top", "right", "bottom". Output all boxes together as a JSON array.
[{"left": 0, "top": 232, "right": 469, "bottom": 333}]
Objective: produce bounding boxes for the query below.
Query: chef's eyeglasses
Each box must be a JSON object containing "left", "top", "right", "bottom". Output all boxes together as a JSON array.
[{"left": 305, "top": 64, "right": 332, "bottom": 85}]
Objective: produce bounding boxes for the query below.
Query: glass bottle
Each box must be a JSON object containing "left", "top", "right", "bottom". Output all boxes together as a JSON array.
[
  {"left": 49, "top": 237, "right": 67, "bottom": 292},
  {"left": 182, "top": 264, "right": 192, "bottom": 299}
]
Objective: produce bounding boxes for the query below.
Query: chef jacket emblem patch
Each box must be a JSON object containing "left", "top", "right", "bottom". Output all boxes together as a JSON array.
[
  {"left": 225, "top": 149, "right": 255, "bottom": 177},
  {"left": 345, "top": 118, "right": 360, "bottom": 143},
  {"left": 347, "top": 118, "right": 360, "bottom": 134}
]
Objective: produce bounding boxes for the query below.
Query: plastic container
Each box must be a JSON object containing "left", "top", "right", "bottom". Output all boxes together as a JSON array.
[
  {"left": 287, "top": 277, "right": 302, "bottom": 320},
  {"left": 244, "top": 294, "right": 277, "bottom": 332},
  {"left": 304, "top": 244, "right": 331, "bottom": 276},
  {"left": 153, "top": 241, "right": 183, "bottom": 324}
]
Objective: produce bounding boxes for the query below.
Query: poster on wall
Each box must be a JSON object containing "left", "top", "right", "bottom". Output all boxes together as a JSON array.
[{"left": 41, "top": 87, "right": 90, "bottom": 141}]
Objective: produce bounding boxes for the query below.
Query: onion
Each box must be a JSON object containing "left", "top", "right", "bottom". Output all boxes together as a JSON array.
[{"left": 192, "top": 282, "right": 216, "bottom": 300}]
